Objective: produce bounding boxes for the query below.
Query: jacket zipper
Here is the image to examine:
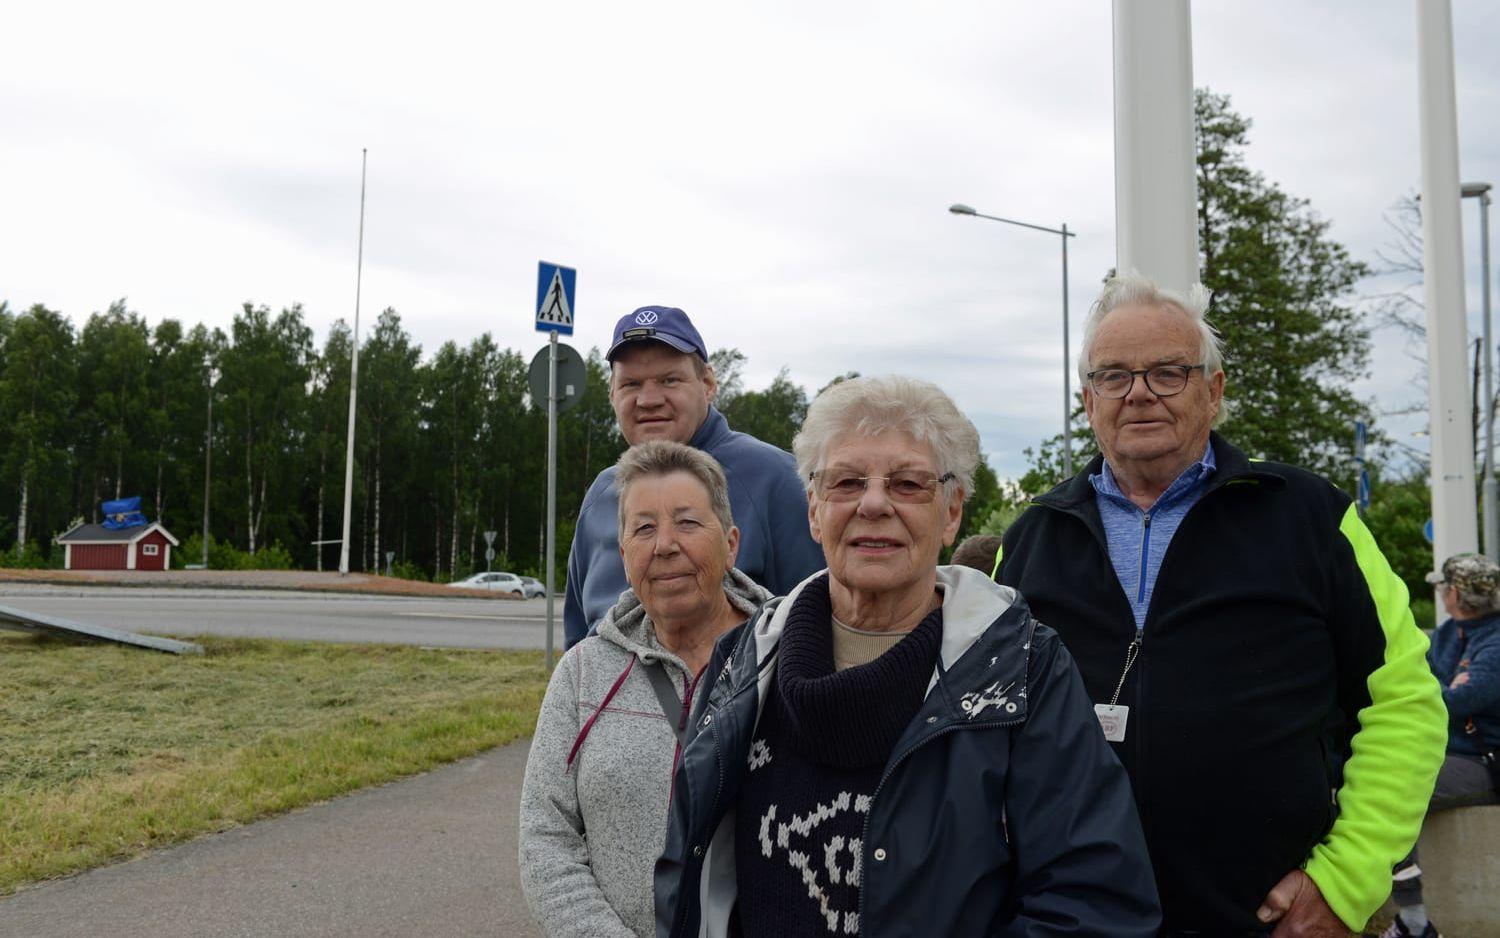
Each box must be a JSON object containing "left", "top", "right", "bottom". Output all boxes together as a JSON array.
[
  {"left": 677, "top": 637, "right": 761, "bottom": 938},
  {"left": 1032, "top": 452, "right": 1264, "bottom": 848},
  {"left": 675, "top": 714, "right": 729, "bottom": 938},
  {"left": 1136, "top": 513, "right": 1151, "bottom": 605},
  {"left": 855, "top": 718, "right": 1023, "bottom": 932},
  {"left": 1133, "top": 511, "right": 1150, "bottom": 788}
]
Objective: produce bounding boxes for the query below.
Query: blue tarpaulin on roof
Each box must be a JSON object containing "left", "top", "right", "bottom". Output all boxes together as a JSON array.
[{"left": 101, "top": 496, "right": 149, "bottom": 530}]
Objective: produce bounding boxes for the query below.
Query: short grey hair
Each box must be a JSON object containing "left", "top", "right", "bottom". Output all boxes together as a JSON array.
[
  {"left": 1456, "top": 586, "right": 1500, "bottom": 617},
  {"left": 793, "top": 375, "right": 980, "bottom": 501},
  {"left": 1078, "top": 271, "right": 1225, "bottom": 387},
  {"left": 615, "top": 440, "right": 734, "bottom": 535}
]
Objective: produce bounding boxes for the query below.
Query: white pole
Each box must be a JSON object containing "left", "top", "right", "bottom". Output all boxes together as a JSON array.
[
  {"left": 338, "top": 149, "right": 368, "bottom": 576},
  {"left": 1112, "top": 0, "right": 1198, "bottom": 293},
  {"left": 545, "top": 329, "right": 559, "bottom": 669},
  {"left": 1061, "top": 224, "right": 1073, "bottom": 476},
  {"left": 202, "top": 374, "right": 212, "bottom": 567},
  {"left": 1480, "top": 192, "right": 1496, "bottom": 560},
  {"left": 1416, "top": 0, "right": 1479, "bottom": 577}
]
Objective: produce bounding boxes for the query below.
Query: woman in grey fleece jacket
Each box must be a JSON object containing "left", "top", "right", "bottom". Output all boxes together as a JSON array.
[{"left": 518, "top": 441, "right": 773, "bottom": 938}]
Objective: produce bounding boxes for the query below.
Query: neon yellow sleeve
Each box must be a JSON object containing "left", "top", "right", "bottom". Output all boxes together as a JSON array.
[{"left": 1305, "top": 506, "right": 1447, "bottom": 929}]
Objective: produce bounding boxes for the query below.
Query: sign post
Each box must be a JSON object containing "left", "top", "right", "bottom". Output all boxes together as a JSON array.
[
  {"left": 483, "top": 529, "right": 497, "bottom": 573},
  {"left": 1354, "top": 420, "right": 1370, "bottom": 516},
  {"left": 536, "top": 261, "right": 577, "bottom": 669}
]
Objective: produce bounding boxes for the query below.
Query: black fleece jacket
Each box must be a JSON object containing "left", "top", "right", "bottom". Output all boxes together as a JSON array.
[{"left": 997, "top": 433, "right": 1402, "bottom": 933}]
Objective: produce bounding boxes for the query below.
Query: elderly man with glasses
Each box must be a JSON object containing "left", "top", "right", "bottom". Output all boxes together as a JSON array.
[{"left": 997, "top": 273, "right": 1447, "bottom": 937}]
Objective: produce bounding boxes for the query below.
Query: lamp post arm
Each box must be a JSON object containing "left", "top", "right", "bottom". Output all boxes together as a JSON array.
[{"left": 967, "top": 211, "right": 1076, "bottom": 238}]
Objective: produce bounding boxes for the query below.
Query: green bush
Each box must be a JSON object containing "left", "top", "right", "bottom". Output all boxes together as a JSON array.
[
  {"left": 389, "top": 560, "right": 428, "bottom": 582},
  {"left": 0, "top": 542, "right": 50, "bottom": 569},
  {"left": 210, "top": 539, "right": 252, "bottom": 571},
  {"left": 448, "top": 562, "right": 477, "bottom": 583},
  {"left": 251, "top": 543, "right": 294, "bottom": 570},
  {"left": 177, "top": 533, "right": 207, "bottom": 568},
  {"left": 173, "top": 534, "right": 294, "bottom": 571}
]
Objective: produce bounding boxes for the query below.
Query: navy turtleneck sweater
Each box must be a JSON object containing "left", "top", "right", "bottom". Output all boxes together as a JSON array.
[{"left": 734, "top": 575, "right": 942, "bottom": 937}]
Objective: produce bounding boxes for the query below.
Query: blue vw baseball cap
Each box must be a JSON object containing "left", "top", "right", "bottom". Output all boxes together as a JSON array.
[{"left": 606, "top": 306, "right": 709, "bottom": 363}]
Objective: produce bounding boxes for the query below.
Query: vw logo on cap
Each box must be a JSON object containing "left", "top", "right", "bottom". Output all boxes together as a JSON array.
[{"left": 635, "top": 310, "right": 660, "bottom": 325}]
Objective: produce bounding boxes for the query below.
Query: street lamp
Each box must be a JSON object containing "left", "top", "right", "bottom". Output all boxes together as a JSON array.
[
  {"left": 1463, "top": 181, "right": 1495, "bottom": 559},
  {"left": 950, "top": 203, "right": 1077, "bottom": 476}
]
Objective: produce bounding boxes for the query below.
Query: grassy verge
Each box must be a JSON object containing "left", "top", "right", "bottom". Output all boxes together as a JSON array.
[{"left": 0, "top": 633, "right": 547, "bottom": 895}]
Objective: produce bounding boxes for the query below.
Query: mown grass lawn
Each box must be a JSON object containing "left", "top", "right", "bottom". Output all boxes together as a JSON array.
[{"left": 0, "top": 633, "right": 548, "bottom": 896}]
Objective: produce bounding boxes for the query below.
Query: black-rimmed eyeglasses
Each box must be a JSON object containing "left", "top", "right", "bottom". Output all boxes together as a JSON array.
[
  {"left": 1086, "top": 364, "right": 1206, "bottom": 400},
  {"left": 810, "top": 470, "right": 956, "bottom": 504}
]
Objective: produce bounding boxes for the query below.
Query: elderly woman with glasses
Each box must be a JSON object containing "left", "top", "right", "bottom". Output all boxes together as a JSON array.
[
  {"left": 519, "top": 441, "right": 772, "bottom": 938},
  {"left": 655, "top": 375, "right": 1160, "bottom": 938}
]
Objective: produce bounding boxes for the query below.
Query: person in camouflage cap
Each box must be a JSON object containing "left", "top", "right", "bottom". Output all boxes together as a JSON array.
[
  {"left": 1425, "top": 552, "right": 1500, "bottom": 613},
  {"left": 1386, "top": 553, "right": 1500, "bottom": 938}
]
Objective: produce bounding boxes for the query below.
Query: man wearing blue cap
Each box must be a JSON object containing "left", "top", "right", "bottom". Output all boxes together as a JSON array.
[{"left": 564, "top": 305, "right": 824, "bottom": 648}]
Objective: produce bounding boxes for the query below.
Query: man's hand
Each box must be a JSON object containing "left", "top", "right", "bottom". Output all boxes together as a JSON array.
[
  {"left": 1256, "top": 870, "right": 1351, "bottom": 937},
  {"left": 1451, "top": 670, "right": 1471, "bottom": 688}
]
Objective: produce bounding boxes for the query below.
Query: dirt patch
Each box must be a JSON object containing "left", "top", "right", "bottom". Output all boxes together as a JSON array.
[{"left": 0, "top": 569, "right": 524, "bottom": 601}]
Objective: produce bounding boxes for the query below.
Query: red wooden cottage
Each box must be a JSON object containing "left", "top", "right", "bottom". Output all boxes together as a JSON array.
[{"left": 57, "top": 521, "right": 180, "bottom": 571}]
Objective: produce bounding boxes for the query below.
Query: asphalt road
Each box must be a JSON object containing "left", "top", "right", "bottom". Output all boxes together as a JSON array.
[
  {"left": 0, "top": 586, "right": 562, "bottom": 650},
  {"left": 0, "top": 741, "right": 540, "bottom": 938}
]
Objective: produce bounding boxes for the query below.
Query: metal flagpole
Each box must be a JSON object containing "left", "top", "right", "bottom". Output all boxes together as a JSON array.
[
  {"left": 202, "top": 371, "right": 213, "bottom": 567},
  {"left": 545, "top": 329, "right": 559, "bottom": 668},
  {"left": 1061, "top": 223, "right": 1073, "bottom": 477},
  {"left": 339, "top": 149, "right": 368, "bottom": 576},
  {"left": 1478, "top": 189, "right": 1496, "bottom": 559}
]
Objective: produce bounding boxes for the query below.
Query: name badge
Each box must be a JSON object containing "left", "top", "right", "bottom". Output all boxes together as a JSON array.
[{"left": 1094, "top": 704, "right": 1129, "bottom": 742}]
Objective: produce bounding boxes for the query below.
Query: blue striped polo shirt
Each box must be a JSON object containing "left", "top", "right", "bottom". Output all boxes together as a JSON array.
[{"left": 1089, "top": 442, "right": 1217, "bottom": 634}]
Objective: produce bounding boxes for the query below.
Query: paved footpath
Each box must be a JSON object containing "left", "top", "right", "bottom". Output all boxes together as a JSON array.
[{"left": 0, "top": 741, "right": 541, "bottom": 938}]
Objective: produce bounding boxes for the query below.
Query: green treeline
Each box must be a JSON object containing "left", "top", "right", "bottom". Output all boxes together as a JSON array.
[
  {"left": 0, "top": 300, "right": 624, "bottom": 579},
  {"left": 0, "top": 300, "right": 1000, "bottom": 582},
  {"left": 0, "top": 299, "right": 1016, "bottom": 582}
]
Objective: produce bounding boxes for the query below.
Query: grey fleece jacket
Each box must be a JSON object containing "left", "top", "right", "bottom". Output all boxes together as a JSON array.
[{"left": 519, "top": 569, "right": 772, "bottom": 938}]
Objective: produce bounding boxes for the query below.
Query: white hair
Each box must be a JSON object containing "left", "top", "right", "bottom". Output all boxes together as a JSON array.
[
  {"left": 793, "top": 375, "right": 980, "bottom": 502},
  {"left": 1077, "top": 271, "right": 1225, "bottom": 387}
]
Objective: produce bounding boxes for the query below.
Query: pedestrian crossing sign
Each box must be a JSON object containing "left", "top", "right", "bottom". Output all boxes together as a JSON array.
[{"left": 535, "top": 261, "right": 576, "bottom": 335}]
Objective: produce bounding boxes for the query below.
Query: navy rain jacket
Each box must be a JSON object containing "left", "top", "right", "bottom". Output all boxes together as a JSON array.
[
  {"left": 1430, "top": 610, "right": 1500, "bottom": 755},
  {"left": 654, "top": 566, "right": 1161, "bottom": 938}
]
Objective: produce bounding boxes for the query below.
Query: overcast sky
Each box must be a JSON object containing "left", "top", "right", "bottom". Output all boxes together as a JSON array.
[{"left": 3, "top": 1, "right": 1497, "bottom": 479}]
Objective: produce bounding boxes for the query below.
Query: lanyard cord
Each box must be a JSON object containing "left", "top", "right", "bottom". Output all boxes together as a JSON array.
[
  {"left": 1109, "top": 640, "right": 1141, "bottom": 707},
  {"left": 566, "top": 656, "right": 636, "bottom": 772}
]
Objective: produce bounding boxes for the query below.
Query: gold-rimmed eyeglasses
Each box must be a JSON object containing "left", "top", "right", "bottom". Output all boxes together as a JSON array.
[{"left": 810, "top": 469, "right": 955, "bottom": 504}]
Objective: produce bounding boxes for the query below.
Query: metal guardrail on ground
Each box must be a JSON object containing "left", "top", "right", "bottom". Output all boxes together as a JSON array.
[{"left": 0, "top": 603, "right": 203, "bottom": 655}]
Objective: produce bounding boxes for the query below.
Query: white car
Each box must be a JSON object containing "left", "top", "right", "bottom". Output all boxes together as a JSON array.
[
  {"left": 449, "top": 571, "right": 527, "bottom": 596},
  {"left": 518, "top": 576, "right": 547, "bottom": 599}
]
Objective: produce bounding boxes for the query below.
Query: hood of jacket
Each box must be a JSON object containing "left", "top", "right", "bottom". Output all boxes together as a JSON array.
[
  {"left": 595, "top": 566, "right": 773, "bottom": 669},
  {"left": 751, "top": 564, "right": 1020, "bottom": 670},
  {"left": 725, "top": 565, "right": 1028, "bottom": 726}
]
